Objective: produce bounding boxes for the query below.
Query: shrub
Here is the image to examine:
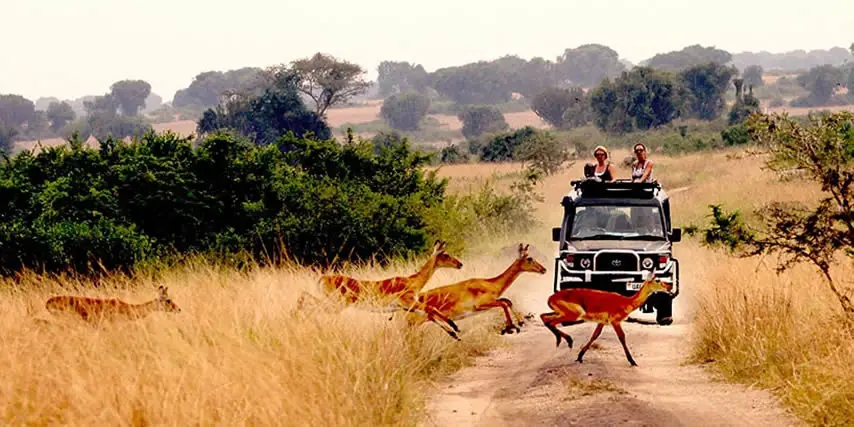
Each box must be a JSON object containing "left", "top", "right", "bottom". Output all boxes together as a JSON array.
[
  {"left": 380, "top": 92, "right": 431, "bottom": 131},
  {"left": 440, "top": 144, "right": 469, "bottom": 164},
  {"left": 478, "top": 126, "right": 538, "bottom": 162},
  {"left": 457, "top": 106, "right": 508, "bottom": 139},
  {"left": 0, "top": 129, "right": 451, "bottom": 276},
  {"left": 720, "top": 124, "right": 750, "bottom": 146}
]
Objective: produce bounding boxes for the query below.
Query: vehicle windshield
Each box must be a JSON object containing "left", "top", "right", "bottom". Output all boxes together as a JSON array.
[{"left": 569, "top": 205, "right": 666, "bottom": 240}]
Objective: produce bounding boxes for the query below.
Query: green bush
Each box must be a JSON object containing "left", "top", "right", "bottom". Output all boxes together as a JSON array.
[{"left": 0, "top": 129, "right": 451, "bottom": 275}]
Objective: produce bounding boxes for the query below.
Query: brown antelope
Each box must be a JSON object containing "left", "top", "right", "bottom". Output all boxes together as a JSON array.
[
  {"left": 403, "top": 244, "right": 547, "bottom": 339},
  {"left": 539, "top": 273, "right": 673, "bottom": 366},
  {"left": 45, "top": 285, "right": 181, "bottom": 322},
  {"left": 296, "top": 240, "right": 464, "bottom": 314}
]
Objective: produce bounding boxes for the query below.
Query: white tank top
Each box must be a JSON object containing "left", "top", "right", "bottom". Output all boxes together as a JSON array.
[{"left": 632, "top": 160, "right": 653, "bottom": 182}]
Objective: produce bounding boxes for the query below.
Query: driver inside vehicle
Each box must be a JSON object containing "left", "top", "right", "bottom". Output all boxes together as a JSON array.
[
  {"left": 632, "top": 207, "right": 664, "bottom": 235},
  {"left": 607, "top": 211, "right": 633, "bottom": 233},
  {"left": 572, "top": 207, "right": 610, "bottom": 237}
]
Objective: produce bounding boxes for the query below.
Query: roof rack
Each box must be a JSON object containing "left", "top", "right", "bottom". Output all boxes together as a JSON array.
[{"left": 569, "top": 178, "right": 662, "bottom": 199}]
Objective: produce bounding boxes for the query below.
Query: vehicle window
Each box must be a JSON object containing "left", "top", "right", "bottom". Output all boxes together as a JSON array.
[{"left": 570, "top": 205, "right": 665, "bottom": 239}]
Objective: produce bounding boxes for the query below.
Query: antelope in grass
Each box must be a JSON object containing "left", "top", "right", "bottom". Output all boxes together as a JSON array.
[
  {"left": 296, "top": 240, "right": 464, "bottom": 314},
  {"left": 539, "top": 273, "right": 673, "bottom": 366},
  {"left": 45, "top": 285, "right": 181, "bottom": 322},
  {"left": 403, "top": 244, "right": 546, "bottom": 339}
]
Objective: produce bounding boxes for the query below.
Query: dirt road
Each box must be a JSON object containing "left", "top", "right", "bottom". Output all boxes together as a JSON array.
[{"left": 420, "top": 252, "right": 803, "bottom": 427}]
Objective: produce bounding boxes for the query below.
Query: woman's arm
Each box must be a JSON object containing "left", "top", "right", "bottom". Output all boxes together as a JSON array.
[
  {"left": 607, "top": 164, "right": 617, "bottom": 181},
  {"left": 640, "top": 160, "right": 654, "bottom": 182}
]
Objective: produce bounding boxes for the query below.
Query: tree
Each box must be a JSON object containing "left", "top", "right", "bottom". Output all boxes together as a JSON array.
[
  {"left": 728, "top": 79, "right": 761, "bottom": 125},
  {"left": 590, "top": 67, "right": 682, "bottom": 134},
  {"left": 380, "top": 92, "right": 431, "bottom": 131},
  {"left": 197, "top": 68, "right": 330, "bottom": 145},
  {"left": 708, "top": 111, "right": 854, "bottom": 314},
  {"left": 0, "top": 94, "right": 36, "bottom": 128},
  {"left": 431, "top": 62, "right": 513, "bottom": 105},
  {"left": 46, "top": 101, "right": 77, "bottom": 132},
  {"left": 172, "top": 67, "right": 265, "bottom": 108},
  {"left": 531, "top": 87, "right": 585, "bottom": 128},
  {"left": 792, "top": 65, "right": 845, "bottom": 106},
  {"left": 680, "top": 62, "right": 738, "bottom": 120},
  {"left": 84, "top": 94, "right": 119, "bottom": 115},
  {"left": 515, "top": 57, "right": 558, "bottom": 99},
  {"left": 556, "top": 44, "right": 626, "bottom": 87},
  {"left": 0, "top": 119, "right": 17, "bottom": 154},
  {"left": 110, "top": 80, "right": 152, "bottom": 115},
  {"left": 742, "top": 65, "right": 764, "bottom": 87},
  {"left": 515, "top": 131, "right": 573, "bottom": 176},
  {"left": 377, "top": 61, "right": 430, "bottom": 97},
  {"left": 286, "top": 52, "right": 371, "bottom": 117},
  {"left": 643, "top": 44, "right": 732, "bottom": 71},
  {"left": 457, "top": 106, "right": 509, "bottom": 139}
]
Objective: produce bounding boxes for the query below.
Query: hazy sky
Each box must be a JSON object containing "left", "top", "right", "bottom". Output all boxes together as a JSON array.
[{"left": 1, "top": 0, "right": 852, "bottom": 102}]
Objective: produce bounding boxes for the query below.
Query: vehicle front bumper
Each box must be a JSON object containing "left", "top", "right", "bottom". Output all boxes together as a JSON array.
[{"left": 553, "top": 257, "right": 680, "bottom": 298}]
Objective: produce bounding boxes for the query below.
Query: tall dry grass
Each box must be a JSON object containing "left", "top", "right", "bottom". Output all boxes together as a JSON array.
[
  {"left": 690, "top": 249, "right": 854, "bottom": 426},
  {"left": 0, "top": 249, "right": 551, "bottom": 425},
  {"left": 664, "top": 147, "right": 854, "bottom": 425}
]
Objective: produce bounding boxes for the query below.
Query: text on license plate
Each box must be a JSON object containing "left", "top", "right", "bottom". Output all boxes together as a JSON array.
[{"left": 626, "top": 282, "right": 643, "bottom": 291}]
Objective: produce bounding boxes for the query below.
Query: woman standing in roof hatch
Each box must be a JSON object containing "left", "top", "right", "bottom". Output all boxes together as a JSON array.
[
  {"left": 631, "top": 143, "right": 655, "bottom": 183},
  {"left": 591, "top": 145, "right": 616, "bottom": 182}
]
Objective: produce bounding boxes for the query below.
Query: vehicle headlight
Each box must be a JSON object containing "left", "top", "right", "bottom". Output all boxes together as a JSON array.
[
  {"left": 642, "top": 257, "right": 654, "bottom": 269},
  {"left": 580, "top": 258, "right": 591, "bottom": 269}
]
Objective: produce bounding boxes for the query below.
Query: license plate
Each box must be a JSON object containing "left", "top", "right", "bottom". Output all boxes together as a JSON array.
[{"left": 626, "top": 282, "right": 643, "bottom": 291}]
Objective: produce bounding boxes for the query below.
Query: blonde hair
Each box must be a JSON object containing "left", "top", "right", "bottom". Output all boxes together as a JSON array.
[{"left": 592, "top": 145, "right": 609, "bottom": 158}]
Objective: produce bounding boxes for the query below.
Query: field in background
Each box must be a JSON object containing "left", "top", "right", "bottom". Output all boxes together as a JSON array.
[{"left": 12, "top": 94, "right": 854, "bottom": 154}]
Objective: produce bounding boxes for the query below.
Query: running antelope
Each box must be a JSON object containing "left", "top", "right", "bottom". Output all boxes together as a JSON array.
[
  {"left": 539, "top": 273, "right": 673, "bottom": 366},
  {"left": 296, "top": 240, "right": 464, "bottom": 313},
  {"left": 404, "top": 244, "right": 546, "bottom": 339},
  {"left": 45, "top": 285, "right": 181, "bottom": 322}
]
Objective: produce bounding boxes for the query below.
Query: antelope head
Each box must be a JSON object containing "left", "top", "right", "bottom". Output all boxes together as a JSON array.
[
  {"left": 156, "top": 285, "right": 182, "bottom": 313},
  {"left": 642, "top": 272, "right": 672, "bottom": 294},
  {"left": 517, "top": 243, "right": 547, "bottom": 274},
  {"left": 432, "top": 240, "right": 463, "bottom": 270}
]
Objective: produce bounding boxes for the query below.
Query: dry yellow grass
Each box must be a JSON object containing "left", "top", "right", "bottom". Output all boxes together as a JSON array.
[
  {"left": 0, "top": 253, "right": 530, "bottom": 425},
  {"left": 690, "top": 249, "right": 854, "bottom": 426}
]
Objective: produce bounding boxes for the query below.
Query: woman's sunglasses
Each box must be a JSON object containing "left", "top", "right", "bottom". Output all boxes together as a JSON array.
[{"left": 634, "top": 148, "right": 645, "bottom": 153}]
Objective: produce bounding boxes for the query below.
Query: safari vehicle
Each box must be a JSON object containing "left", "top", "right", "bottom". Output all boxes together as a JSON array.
[{"left": 551, "top": 179, "right": 681, "bottom": 325}]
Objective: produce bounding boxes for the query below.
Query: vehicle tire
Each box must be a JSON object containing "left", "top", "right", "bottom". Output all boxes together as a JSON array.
[{"left": 654, "top": 292, "right": 674, "bottom": 325}]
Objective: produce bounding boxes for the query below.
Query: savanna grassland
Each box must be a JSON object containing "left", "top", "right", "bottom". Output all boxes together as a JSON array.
[
  {"left": 3, "top": 43, "right": 854, "bottom": 427},
  {"left": 0, "top": 132, "right": 851, "bottom": 425}
]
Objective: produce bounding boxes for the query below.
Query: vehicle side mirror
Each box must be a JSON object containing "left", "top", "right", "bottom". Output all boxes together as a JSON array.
[
  {"left": 552, "top": 227, "right": 562, "bottom": 242},
  {"left": 669, "top": 228, "right": 682, "bottom": 243}
]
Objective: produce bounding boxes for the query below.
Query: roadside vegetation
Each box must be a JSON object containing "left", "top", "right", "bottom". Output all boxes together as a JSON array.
[{"left": 683, "top": 111, "right": 854, "bottom": 425}]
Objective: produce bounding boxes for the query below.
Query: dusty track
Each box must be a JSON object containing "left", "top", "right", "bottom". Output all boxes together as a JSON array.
[{"left": 420, "top": 246, "right": 803, "bottom": 427}]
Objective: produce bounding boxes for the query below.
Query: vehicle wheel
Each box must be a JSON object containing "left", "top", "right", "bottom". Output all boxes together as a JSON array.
[{"left": 654, "top": 292, "right": 674, "bottom": 325}]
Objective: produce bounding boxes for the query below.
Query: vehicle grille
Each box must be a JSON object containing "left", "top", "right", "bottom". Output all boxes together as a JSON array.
[{"left": 594, "top": 252, "right": 638, "bottom": 272}]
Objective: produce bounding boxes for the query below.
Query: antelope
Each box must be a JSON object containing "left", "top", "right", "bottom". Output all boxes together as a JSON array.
[
  {"left": 45, "top": 285, "right": 181, "bottom": 322},
  {"left": 539, "top": 273, "right": 673, "bottom": 366},
  {"left": 296, "top": 240, "right": 464, "bottom": 313},
  {"left": 403, "top": 244, "right": 547, "bottom": 339}
]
